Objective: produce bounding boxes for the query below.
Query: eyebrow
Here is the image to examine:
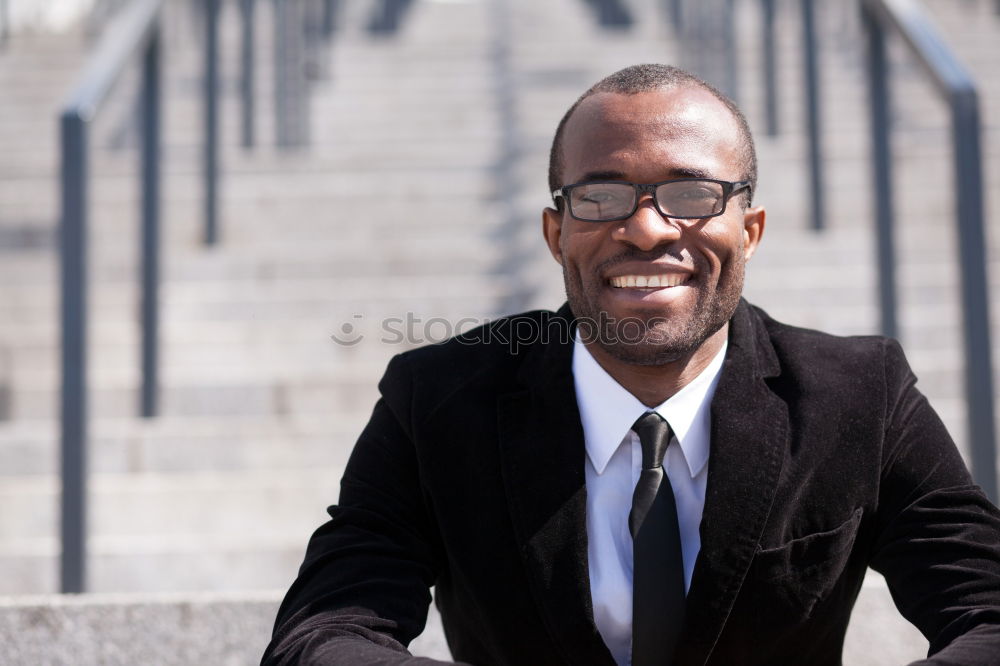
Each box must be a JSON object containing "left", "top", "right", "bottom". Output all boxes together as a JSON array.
[{"left": 576, "top": 166, "right": 713, "bottom": 183}]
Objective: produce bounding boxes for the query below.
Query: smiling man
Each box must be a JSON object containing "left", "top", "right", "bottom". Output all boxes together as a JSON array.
[{"left": 263, "top": 65, "right": 1000, "bottom": 666}]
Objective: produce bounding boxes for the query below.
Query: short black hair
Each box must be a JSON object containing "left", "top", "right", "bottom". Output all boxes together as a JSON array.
[{"left": 548, "top": 64, "right": 757, "bottom": 207}]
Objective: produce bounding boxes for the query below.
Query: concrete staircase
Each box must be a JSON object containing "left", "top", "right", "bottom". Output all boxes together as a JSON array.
[{"left": 0, "top": 0, "right": 998, "bottom": 660}]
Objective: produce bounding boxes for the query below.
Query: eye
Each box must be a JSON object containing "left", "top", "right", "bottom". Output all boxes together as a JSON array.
[
  {"left": 676, "top": 186, "right": 718, "bottom": 201},
  {"left": 578, "top": 187, "right": 623, "bottom": 204}
]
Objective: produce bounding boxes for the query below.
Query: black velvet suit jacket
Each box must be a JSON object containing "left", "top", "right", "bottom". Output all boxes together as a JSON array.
[{"left": 263, "top": 301, "right": 1000, "bottom": 665}]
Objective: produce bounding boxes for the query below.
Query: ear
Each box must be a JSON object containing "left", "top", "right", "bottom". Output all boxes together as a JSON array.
[
  {"left": 542, "top": 206, "right": 564, "bottom": 265},
  {"left": 742, "top": 205, "right": 765, "bottom": 261}
]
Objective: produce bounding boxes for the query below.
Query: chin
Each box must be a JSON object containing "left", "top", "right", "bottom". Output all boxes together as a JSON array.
[
  {"left": 564, "top": 266, "right": 741, "bottom": 365},
  {"left": 591, "top": 326, "right": 710, "bottom": 367}
]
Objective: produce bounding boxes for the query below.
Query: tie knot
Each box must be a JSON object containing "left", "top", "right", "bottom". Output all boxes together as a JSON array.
[{"left": 631, "top": 412, "right": 672, "bottom": 470}]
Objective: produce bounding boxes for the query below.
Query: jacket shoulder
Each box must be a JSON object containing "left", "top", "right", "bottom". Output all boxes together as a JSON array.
[
  {"left": 749, "top": 303, "right": 903, "bottom": 371},
  {"left": 741, "top": 303, "right": 916, "bottom": 409},
  {"left": 377, "top": 308, "right": 569, "bottom": 420}
]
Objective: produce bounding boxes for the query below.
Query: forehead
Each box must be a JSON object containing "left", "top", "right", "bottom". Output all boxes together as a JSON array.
[{"left": 560, "top": 87, "right": 743, "bottom": 183}]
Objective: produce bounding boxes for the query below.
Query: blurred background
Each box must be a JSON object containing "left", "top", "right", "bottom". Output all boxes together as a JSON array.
[{"left": 0, "top": 0, "right": 998, "bottom": 662}]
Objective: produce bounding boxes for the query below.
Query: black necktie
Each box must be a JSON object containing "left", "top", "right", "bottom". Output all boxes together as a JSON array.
[{"left": 630, "top": 412, "right": 685, "bottom": 666}]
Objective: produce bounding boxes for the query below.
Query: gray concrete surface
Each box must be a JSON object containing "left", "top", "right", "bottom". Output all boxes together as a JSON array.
[{"left": 0, "top": 572, "right": 926, "bottom": 665}]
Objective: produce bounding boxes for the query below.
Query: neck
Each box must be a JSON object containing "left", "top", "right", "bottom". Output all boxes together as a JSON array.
[{"left": 584, "top": 325, "right": 728, "bottom": 407}]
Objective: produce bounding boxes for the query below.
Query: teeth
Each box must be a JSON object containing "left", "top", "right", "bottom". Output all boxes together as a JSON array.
[{"left": 610, "top": 275, "right": 687, "bottom": 288}]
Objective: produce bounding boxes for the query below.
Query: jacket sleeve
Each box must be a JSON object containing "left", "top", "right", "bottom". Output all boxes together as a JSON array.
[
  {"left": 869, "top": 339, "right": 1000, "bottom": 665},
  {"left": 261, "top": 354, "right": 467, "bottom": 665}
]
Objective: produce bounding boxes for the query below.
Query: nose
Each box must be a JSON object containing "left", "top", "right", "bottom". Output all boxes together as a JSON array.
[{"left": 610, "top": 196, "right": 681, "bottom": 251}]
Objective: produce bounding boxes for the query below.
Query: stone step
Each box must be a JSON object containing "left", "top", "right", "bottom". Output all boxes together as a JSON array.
[
  {"left": 0, "top": 413, "right": 368, "bottom": 477},
  {"left": 0, "top": 468, "right": 344, "bottom": 543},
  {"left": 7, "top": 374, "right": 382, "bottom": 421},
  {"left": 0, "top": 572, "right": 927, "bottom": 663},
  {"left": 0, "top": 536, "right": 305, "bottom": 595},
  {"left": 0, "top": 273, "right": 510, "bottom": 313}
]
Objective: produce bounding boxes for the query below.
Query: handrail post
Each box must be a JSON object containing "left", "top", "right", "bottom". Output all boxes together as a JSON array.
[
  {"left": 323, "top": 0, "right": 337, "bottom": 37},
  {"left": 951, "top": 89, "right": 998, "bottom": 503},
  {"left": 667, "top": 0, "right": 683, "bottom": 32},
  {"left": 761, "top": 0, "right": 778, "bottom": 136},
  {"left": 204, "top": 0, "right": 220, "bottom": 244},
  {"left": 274, "top": 0, "right": 308, "bottom": 148},
  {"left": 60, "top": 111, "right": 89, "bottom": 594},
  {"left": 274, "top": 0, "right": 289, "bottom": 146},
  {"left": 0, "top": 0, "right": 9, "bottom": 47},
  {"left": 860, "top": 0, "right": 997, "bottom": 501},
  {"left": 57, "top": 0, "right": 166, "bottom": 594},
  {"left": 140, "top": 26, "right": 161, "bottom": 417},
  {"left": 240, "top": 0, "right": 256, "bottom": 148},
  {"left": 722, "top": 0, "right": 737, "bottom": 105},
  {"left": 864, "top": 6, "right": 898, "bottom": 340},
  {"left": 801, "top": 0, "right": 825, "bottom": 231}
]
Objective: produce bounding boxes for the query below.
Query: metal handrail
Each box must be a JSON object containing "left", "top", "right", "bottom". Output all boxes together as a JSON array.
[
  {"left": 59, "top": 0, "right": 164, "bottom": 593},
  {"left": 56, "top": 0, "right": 320, "bottom": 593},
  {"left": 666, "top": 0, "right": 824, "bottom": 227},
  {"left": 862, "top": 0, "right": 996, "bottom": 503},
  {"left": 664, "top": 0, "right": 996, "bottom": 501}
]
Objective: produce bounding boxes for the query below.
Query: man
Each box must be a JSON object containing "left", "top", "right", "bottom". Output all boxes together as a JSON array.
[{"left": 262, "top": 64, "right": 1000, "bottom": 665}]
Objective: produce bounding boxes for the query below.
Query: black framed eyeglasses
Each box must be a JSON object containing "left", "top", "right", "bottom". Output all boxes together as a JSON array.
[{"left": 551, "top": 178, "right": 752, "bottom": 222}]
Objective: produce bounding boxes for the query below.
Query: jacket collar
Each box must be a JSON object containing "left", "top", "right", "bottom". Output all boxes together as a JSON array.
[{"left": 497, "top": 301, "right": 787, "bottom": 665}]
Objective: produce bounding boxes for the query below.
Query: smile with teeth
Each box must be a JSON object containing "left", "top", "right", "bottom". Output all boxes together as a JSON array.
[{"left": 609, "top": 274, "right": 689, "bottom": 288}]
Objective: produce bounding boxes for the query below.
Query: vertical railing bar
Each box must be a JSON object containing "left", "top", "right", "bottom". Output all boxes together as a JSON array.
[
  {"left": 668, "top": 0, "right": 683, "bottom": 32},
  {"left": 0, "top": 0, "right": 9, "bottom": 47},
  {"left": 761, "top": 0, "right": 778, "bottom": 136},
  {"left": 864, "top": 8, "right": 898, "bottom": 340},
  {"left": 801, "top": 0, "right": 824, "bottom": 231},
  {"left": 274, "top": 0, "right": 289, "bottom": 147},
  {"left": 140, "top": 27, "right": 161, "bottom": 417},
  {"left": 274, "top": 0, "right": 307, "bottom": 148},
  {"left": 204, "top": 0, "right": 220, "bottom": 244},
  {"left": 303, "top": 0, "right": 320, "bottom": 83},
  {"left": 862, "top": 0, "right": 997, "bottom": 499},
  {"left": 57, "top": 0, "right": 165, "bottom": 595},
  {"left": 686, "top": 0, "right": 702, "bottom": 85},
  {"left": 322, "top": 0, "right": 337, "bottom": 37},
  {"left": 241, "top": 0, "right": 256, "bottom": 149},
  {"left": 722, "top": 0, "right": 737, "bottom": 105},
  {"left": 60, "top": 111, "right": 89, "bottom": 594},
  {"left": 951, "top": 90, "right": 998, "bottom": 504},
  {"left": 298, "top": 0, "right": 311, "bottom": 145},
  {"left": 377, "top": 0, "right": 391, "bottom": 32}
]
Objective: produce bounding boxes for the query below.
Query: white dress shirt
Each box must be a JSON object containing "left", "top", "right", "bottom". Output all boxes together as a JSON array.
[{"left": 572, "top": 335, "right": 727, "bottom": 666}]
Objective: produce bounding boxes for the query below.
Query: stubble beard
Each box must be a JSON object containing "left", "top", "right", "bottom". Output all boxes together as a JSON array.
[{"left": 564, "top": 256, "right": 745, "bottom": 367}]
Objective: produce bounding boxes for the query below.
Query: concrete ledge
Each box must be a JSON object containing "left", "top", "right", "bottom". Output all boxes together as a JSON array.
[
  {"left": 0, "top": 591, "right": 281, "bottom": 665},
  {"left": 0, "top": 573, "right": 928, "bottom": 664}
]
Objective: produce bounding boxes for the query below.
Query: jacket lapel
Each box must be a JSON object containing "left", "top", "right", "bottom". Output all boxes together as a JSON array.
[
  {"left": 497, "top": 307, "right": 616, "bottom": 666},
  {"left": 675, "top": 301, "right": 789, "bottom": 665},
  {"left": 495, "top": 302, "right": 788, "bottom": 665}
]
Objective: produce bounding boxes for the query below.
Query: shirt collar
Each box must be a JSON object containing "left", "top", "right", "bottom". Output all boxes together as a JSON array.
[{"left": 572, "top": 334, "right": 727, "bottom": 479}]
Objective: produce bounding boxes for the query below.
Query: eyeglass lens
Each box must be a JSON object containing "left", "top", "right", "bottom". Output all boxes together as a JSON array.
[{"left": 568, "top": 180, "right": 727, "bottom": 220}]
